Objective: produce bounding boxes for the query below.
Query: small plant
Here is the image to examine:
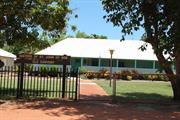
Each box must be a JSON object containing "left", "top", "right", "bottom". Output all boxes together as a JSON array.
[
  {"left": 131, "top": 69, "right": 140, "bottom": 79},
  {"left": 79, "top": 67, "right": 87, "bottom": 74},
  {"left": 127, "top": 75, "right": 132, "bottom": 80},
  {"left": 85, "top": 71, "right": 97, "bottom": 79},
  {"left": 120, "top": 70, "right": 131, "bottom": 80},
  {"left": 98, "top": 68, "right": 109, "bottom": 79},
  {"left": 40, "top": 66, "right": 48, "bottom": 77},
  {"left": 48, "top": 66, "right": 58, "bottom": 77}
]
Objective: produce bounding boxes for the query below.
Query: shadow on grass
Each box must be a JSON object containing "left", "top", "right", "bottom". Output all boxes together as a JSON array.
[{"left": 115, "top": 92, "right": 173, "bottom": 103}]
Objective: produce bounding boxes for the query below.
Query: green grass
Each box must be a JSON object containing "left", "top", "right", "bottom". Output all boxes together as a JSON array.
[
  {"left": 95, "top": 80, "right": 173, "bottom": 102},
  {"left": 0, "top": 76, "right": 77, "bottom": 99}
]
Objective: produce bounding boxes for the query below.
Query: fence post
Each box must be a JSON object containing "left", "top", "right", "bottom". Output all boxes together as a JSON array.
[
  {"left": 62, "top": 64, "right": 66, "bottom": 98},
  {"left": 16, "top": 63, "right": 24, "bottom": 98},
  {"left": 75, "top": 68, "right": 79, "bottom": 101}
]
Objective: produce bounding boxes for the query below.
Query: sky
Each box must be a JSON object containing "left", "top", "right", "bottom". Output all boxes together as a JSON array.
[{"left": 67, "top": 0, "right": 145, "bottom": 40}]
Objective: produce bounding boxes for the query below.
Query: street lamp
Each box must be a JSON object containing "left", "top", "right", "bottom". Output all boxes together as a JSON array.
[
  {"left": 109, "top": 49, "right": 116, "bottom": 102},
  {"left": 109, "top": 49, "right": 114, "bottom": 87}
]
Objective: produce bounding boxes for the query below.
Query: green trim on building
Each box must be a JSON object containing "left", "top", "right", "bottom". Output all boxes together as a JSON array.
[
  {"left": 118, "top": 59, "right": 135, "bottom": 68},
  {"left": 136, "top": 60, "right": 154, "bottom": 69}
]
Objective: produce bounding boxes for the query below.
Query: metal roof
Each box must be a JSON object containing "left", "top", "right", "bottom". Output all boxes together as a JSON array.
[
  {"left": 36, "top": 38, "right": 158, "bottom": 61},
  {"left": 0, "top": 49, "right": 16, "bottom": 58}
]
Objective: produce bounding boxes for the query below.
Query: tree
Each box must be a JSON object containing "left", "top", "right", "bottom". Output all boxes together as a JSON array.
[
  {"left": 0, "top": 0, "right": 71, "bottom": 48},
  {"left": 3, "top": 30, "right": 50, "bottom": 54},
  {"left": 75, "top": 31, "right": 107, "bottom": 39},
  {"left": 102, "top": 0, "right": 180, "bottom": 100}
]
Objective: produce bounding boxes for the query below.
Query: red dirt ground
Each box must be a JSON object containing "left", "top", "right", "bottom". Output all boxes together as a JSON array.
[{"left": 0, "top": 80, "right": 180, "bottom": 120}]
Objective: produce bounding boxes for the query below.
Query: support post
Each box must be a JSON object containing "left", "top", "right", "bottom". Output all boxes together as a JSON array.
[
  {"left": 62, "top": 63, "right": 66, "bottom": 98},
  {"left": 75, "top": 68, "right": 78, "bottom": 101},
  {"left": 109, "top": 49, "right": 114, "bottom": 87},
  {"left": 17, "top": 63, "right": 24, "bottom": 98}
]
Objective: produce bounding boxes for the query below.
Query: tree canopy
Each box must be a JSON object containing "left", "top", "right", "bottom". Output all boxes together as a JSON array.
[
  {"left": 0, "top": 0, "right": 71, "bottom": 48},
  {"left": 75, "top": 31, "right": 107, "bottom": 39},
  {"left": 102, "top": 0, "right": 180, "bottom": 100}
]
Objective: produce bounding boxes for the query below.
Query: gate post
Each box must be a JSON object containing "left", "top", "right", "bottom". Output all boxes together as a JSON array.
[
  {"left": 62, "top": 63, "right": 66, "bottom": 98},
  {"left": 75, "top": 68, "right": 79, "bottom": 101},
  {"left": 16, "top": 63, "right": 24, "bottom": 98}
]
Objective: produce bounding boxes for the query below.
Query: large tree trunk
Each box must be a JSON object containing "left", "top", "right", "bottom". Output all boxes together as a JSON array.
[
  {"left": 174, "top": 53, "right": 180, "bottom": 100},
  {"left": 154, "top": 51, "right": 180, "bottom": 100}
]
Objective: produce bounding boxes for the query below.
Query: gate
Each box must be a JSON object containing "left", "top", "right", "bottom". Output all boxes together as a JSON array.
[{"left": 0, "top": 54, "right": 80, "bottom": 101}]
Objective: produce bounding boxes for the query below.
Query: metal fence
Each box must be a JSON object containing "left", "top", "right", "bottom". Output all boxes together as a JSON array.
[{"left": 0, "top": 65, "right": 80, "bottom": 100}]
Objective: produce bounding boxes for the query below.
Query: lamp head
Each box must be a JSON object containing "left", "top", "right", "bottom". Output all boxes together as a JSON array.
[{"left": 109, "top": 49, "right": 114, "bottom": 55}]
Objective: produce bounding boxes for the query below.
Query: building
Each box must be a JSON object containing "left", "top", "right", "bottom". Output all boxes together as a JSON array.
[
  {"left": 36, "top": 38, "right": 161, "bottom": 73},
  {"left": 0, "top": 49, "right": 16, "bottom": 67}
]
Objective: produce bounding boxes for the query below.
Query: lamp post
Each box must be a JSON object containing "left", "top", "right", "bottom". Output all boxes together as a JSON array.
[
  {"left": 109, "top": 49, "right": 116, "bottom": 102},
  {"left": 109, "top": 49, "right": 114, "bottom": 87}
]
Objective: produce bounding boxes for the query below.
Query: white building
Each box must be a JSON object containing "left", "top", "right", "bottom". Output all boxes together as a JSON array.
[
  {"left": 36, "top": 38, "right": 161, "bottom": 73},
  {"left": 0, "top": 49, "right": 16, "bottom": 67}
]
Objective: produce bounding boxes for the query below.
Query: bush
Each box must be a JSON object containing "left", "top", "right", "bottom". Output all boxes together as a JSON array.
[
  {"left": 141, "top": 74, "right": 168, "bottom": 81},
  {"left": 120, "top": 70, "right": 131, "bottom": 80},
  {"left": 79, "top": 67, "right": 87, "bottom": 74},
  {"left": 40, "top": 66, "right": 48, "bottom": 77},
  {"left": 131, "top": 70, "right": 140, "bottom": 79},
  {"left": 113, "top": 72, "right": 121, "bottom": 79},
  {"left": 48, "top": 66, "right": 58, "bottom": 77},
  {"left": 85, "top": 71, "right": 97, "bottom": 79},
  {"left": 97, "top": 68, "right": 109, "bottom": 79},
  {"left": 127, "top": 75, "right": 133, "bottom": 80}
]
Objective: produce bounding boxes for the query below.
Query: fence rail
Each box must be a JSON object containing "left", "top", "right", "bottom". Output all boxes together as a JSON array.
[{"left": 0, "top": 65, "right": 79, "bottom": 100}]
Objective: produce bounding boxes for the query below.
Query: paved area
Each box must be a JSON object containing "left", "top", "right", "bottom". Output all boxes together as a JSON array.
[{"left": 80, "top": 80, "right": 111, "bottom": 101}]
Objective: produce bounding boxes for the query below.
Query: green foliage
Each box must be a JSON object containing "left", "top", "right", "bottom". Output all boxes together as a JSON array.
[
  {"left": 40, "top": 66, "right": 48, "bottom": 77},
  {"left": 101, "top": 0, "right": 180, "bottom": 99},
  {"left": 48, "top": 66, "right": 58, "bottom": 77},
  {"left": 101, "top": 0, "right": 179, "bottom": 71},
  {"left": 85, "top": 71, "right": 97, "bottom": 79},
  {"left": 0, "top": 0, "right": 71, "bottom": 53},
  {"left": 97, "top": 68, "right": 109, "bottom": 79},
  {"left": 75, "top": 31, "right": 108, "bottom": 39},
  {"left": 79, "top": 67, "right": 87, "bottom": 74}
]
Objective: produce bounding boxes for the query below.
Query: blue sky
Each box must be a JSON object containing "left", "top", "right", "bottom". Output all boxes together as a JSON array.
[{"left": 67, "top": 0, "right": 144, "bottom": 40}]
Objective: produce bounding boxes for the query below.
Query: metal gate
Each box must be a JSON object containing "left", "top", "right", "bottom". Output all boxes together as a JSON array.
[{"left": 0, "top": 54, "right": 80, "bottom": 101}]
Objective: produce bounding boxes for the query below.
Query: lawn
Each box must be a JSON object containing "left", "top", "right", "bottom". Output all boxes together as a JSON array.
[
  {"left": 0, "top": 76, "right": 78, "bottom": 99},
  {"left": 95, "top": 80, "right": 173, "bottom": 102}
]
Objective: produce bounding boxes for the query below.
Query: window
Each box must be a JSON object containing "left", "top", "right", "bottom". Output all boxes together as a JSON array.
[
  {"left": 100, "top": 59, "right": 109, "bottom": 67},
  {"left": 100, "top": 59, "right": 117, "bottom": 67},
  {"left": 83, "top": 58, "right": 99, "bottom": 66},
  {"left": 118, "top": 60, "right": 134, "bottom": 68},
  {"left": 71, "top": 58, "right": 81, "bottom": 68},
  {"left": 136, "top": 60, "right": 153, "bottom": 69}
]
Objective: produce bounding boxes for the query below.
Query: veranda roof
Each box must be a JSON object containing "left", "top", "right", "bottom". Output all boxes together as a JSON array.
[
  {"left": 0, "top": 49, "right": 16, "bottom": 58},
  {"left": 36, "top": 38, "right": 158, "bottom": 61}
]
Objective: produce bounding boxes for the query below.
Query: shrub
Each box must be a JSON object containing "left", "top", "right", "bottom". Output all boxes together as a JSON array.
[
  {"left": 48, "top": 66, "right": 58, "bottom": 77},
  {"left": 40, "top": 66, "right": 48, "bottom": 77},
  {"left": 98, "top": 68, "right": 109, "bottom": 79},
  {"left": 131, "top": 69, "right": 140, "bottom": 79},
  {"left": 120, "top": 70, "right": 131, "bottom": 80},
  {"left": 113, "top": 72, "right": 121, "bottom": 79},
  {"left": 79, "top": 67, "right": 87, "bottom": 74},
  {"left": 147, "top": 75, "right": 158, "bottom": 81},
  {"left": 85, "top": 71, "right": 97, "bottom": 79},
  {"left": 127, "top": 75, "right": 133, "bottom": 80}
]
